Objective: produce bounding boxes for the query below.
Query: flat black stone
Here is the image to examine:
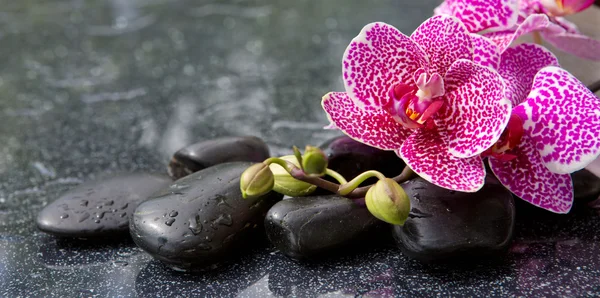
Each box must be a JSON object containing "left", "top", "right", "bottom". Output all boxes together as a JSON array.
[
  {"left": 572, "top": 169, "right": 600, "bottom": 203},
  {"left": 130, "top": 162, "right": 282, "bottom": 271},
  {"left": 168, "top": 136, "right": 270, "bottom": 179},
  {"left": 265, "top": 195, "right": 385, "bottom": 259},
  {"left": 393, "top": 177, "right": 516, "bottom": 262},
  {"left": 36, "top": 174, "right": 171, "bottom": 238}
]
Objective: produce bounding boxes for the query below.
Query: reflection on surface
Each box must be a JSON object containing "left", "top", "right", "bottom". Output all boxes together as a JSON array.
[{"left": 1, "top": 0, "right": 600, "bottom": 296}]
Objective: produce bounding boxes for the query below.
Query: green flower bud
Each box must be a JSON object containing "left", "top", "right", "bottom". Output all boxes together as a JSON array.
[
  {"left": 240, "top": 163, "right": 274, "bottom": 199},
  {"left": 270, "top": 155, "right": 317, "bottom": 197},
  {"left": 301, "top": 146, "right": 328, "bottom": 176},
  {"left": 365, "top": 178, "right": 410, "bottom": 225}
]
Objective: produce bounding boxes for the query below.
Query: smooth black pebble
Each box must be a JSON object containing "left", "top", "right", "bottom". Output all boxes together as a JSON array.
[
  {"left": 572, "top": 169, "right": 600, "bottom": 203},
  {"left": 36, "top": 173, "right": 171, "bottom": 238},
  {"left": 393, "top": 177, "right": 515, "bottom": 262},
  {"left": 168, "top": 136, "right": 270, "bottom": 179},
  {"left": 265, "top": 195, "right": 384, "bottom": 260},
  {"left": 319, "top": 135, "right": 405, "bottom": 181},
  {"left": 130, "top": 162, "right": 282, "bottom": 271}
]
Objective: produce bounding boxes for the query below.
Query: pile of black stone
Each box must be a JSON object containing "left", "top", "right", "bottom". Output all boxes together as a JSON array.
[{"left": 35, "top": 135, "right": 600, "bottom": 271}]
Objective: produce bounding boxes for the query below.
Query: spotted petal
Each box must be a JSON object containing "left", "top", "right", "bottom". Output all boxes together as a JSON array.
[
  {"left": 542, "top": 32, "right": 600, "bottom": 61},
  {"left": 513, "top": 67, "right": 600, "bottom": 174},
  {"left": 397, "top": 128, "right": 485, "bottom": 192},
  {"left": 410, "top": 15, "right": 472, "bottom": 76},
  {"left": 485, "top": 14, "right": 551, "bottom": 53},
  {"left": 343, "top": 22, "right": 428, "bottom": 109},
  {"left": 471, "top": 34, "right": 501, "bottom": 69},
  {"left": 489, "top": 134, "right": 573, "bottom": 213},
  {"left": 443, "top": 0, "right": 520, "bottom": 32},
  {"left": 499, "top": 43, "right": 559, "bottom": 106},
  {"left": 436, "top": 59, "right": 511, "bottom": 158},
  {"left": 321, "top": 92, "right": 412, "bottom": 150}
]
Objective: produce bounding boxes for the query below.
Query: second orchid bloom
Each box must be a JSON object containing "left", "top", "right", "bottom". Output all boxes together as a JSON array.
[{"left": 322, "top": 13, "right": 600, "bottom": 213}]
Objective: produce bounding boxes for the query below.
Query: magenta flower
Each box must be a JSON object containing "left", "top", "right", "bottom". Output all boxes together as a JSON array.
[
  {"left": 322, "top": 15, "right": 511, "bottom": 192},
  {"left": 435, "top": 0, "right": 600, "bottom": 61},
  {"left": 481, "top": 42, "right": 600, "bottom": 213}
]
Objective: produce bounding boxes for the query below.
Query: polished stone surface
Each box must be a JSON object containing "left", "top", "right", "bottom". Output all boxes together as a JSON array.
[{"left": 2, "top": 0, "right": 600, "bottom": 297}]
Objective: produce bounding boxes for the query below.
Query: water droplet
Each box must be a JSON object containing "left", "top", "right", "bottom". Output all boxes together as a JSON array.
[
  {"left": 120, "top": 203, "right": 129, "bottom": 210},
  {"left": 96, "top": 205, "right": 103, "bottom": 209},
  {"left": 188, "top": 215, "right": 203, "bottom": 235},
  {"left": 169, "top": 211, "right": 178, "bottom": 217},
  {"left": 446, "top": 208, "right": 452, "bottom": 213},
  {"left": 105, "top": 200, "right": 114, "bottom": 206},
  {"left": 412, "top": 194, "right": 420, "bottom": 202},
  {"left": 60, "top": 214, "right": 69, "bottom": 219},
  {"left": 96, "top": 211, "right": 108, "bottom": 219},
  {"left": 203, "top": 220, "right": 208, "bottom": 224},
  {"left": 94, "top": 219, "right": 101, "bottom": 223},
  {"left": 120, "top": 212, "right": 127, "bottom": 218},
  {"left": 80, "top": 200, "right": 89, "bottom": 207},
  {"left": 78, "top": 212, "right": 90, "bottom": 222},
  {"left": 113, "top": 260, "right": 128, "bottom": 267},
  {"left": 165, "top": 218, "right": 175, "bottom": 226},
  {"left": 198, "top": 243, "right": 211, "bottom": 251},
  {"left": 213, "top": 214, "right": 233, "bottom": 227},
  {"left": 204, "top": 236, "right": 212, "bottom": 242}
]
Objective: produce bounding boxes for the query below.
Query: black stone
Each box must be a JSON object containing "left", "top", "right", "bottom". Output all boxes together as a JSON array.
[
  {"left": 265, "top": 195, "right": 385, "bottom": 260},
  {"left": 36, "top": 173, "right": 171, "bottom": 238},
  {"left": 393, "top": 177, "right": 515, "bottom": 262},
  {"left": 571, "top": 169, "right": 600, "bottom": 203},
  {"left": 168, "top": 136, "right": 270, "bottom": 179},
  {"left": 319, "top": 135, "right": 405, "bottom": 182},
  {"left": 130, "top": 162, "right": 282, "bottom": 271}
]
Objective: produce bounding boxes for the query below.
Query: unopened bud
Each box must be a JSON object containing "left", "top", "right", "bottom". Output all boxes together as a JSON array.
[
  {"left": 365, "top": 178, "right": 410, "bottom": 225},
  {"left": 302, "top": 146, "right": 328, "bottom": 176},
  {"left": 270, "top": 155, "right": 317, "bottom": 197},
  {"left": 240, "top": 163, "right": 274, "bottom": 199}
]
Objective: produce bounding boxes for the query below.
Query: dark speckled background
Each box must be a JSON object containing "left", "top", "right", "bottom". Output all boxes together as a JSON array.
[{"left": 2, "top": 0, "right": 600, "bottom": 297}]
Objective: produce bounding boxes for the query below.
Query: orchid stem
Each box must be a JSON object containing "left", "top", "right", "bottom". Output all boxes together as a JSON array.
[
  {"left": 338, "top": 170, "right": 386, "bottom": 196},
  {"left": 325, "top": 169, "right": 348, "bottom": 185}
]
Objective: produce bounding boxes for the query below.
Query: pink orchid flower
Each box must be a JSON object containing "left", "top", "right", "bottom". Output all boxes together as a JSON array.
[
  {"left": 435, "top": 0, "right": 600, "bottom": 61},
  {"left": 322, "top": 15, "right": 511, "bottom": 192},
  {"left": 473, "top": 40, "right": 600, "bottom": 213}
]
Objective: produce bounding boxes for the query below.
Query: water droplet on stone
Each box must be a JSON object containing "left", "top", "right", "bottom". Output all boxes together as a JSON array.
[
  {"left": 198, "top": 243, "right": 211, "bottom": 251},
  {"left": 78, "top": 212, "right": 90, "bottom": 223},
  {"left": 188, "top": 215, "right": 203, "bottom": 235},
  {"left": 120, "top": 203, "right": 129, "bottom": 210},
  {"left": 80, "top": 200, "right": 88, "bottom": 207},
  {"left": 120, "top": 212, "right": 127, "bottom": 218},
  {"left": 169, "top": 211, "right": 178, "bottom": 217},
  {"left": 165, "top": 218, "right": 175, "bottom": 226},
  {"left": 213, "top": 214, "right": 233, "bottom": 227},
  {"left": 113, "top": 260, "right": 128, "bottom": 267},
  {"left": 105, "top": 200, "right": 114, "bottom": 206},
  {"left": 94, "top": 219, "right": 101, "bottom": 223},
  {"left": 60, "top": 214, "right": 69, "bottom": 219}
]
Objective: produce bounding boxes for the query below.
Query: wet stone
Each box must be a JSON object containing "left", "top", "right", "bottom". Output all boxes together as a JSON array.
[
  {"left": 130, "top": 162, "right": 282, "bottom": 271},
  {"left": 168, "top": 136, "right": 270, "bottom": 180},
  {"left": 265, "top": 195, "right": 385, "bottom": 260},
  {"left": 571, "top": 169, "right": 600, "bottom": 203},
  {"left": 319, "top": 136, "right": 405, "bottom": 182},
  {"left": 36, "top": 173, "right": 171, "bottom": 238},
  {"left": 393, "top": 177, "right": 515, "bottom": 262}
]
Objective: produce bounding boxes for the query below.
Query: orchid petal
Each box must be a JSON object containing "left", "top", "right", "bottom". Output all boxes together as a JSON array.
[
  {"left": 410, "top": 15, "right": 472, "bottom": 76},
  {"left": 499, "top": 43, "right": 560, "bottom": 106},
  {"left": 444, "top": 0, "right": 520, "bottom": 32},
  {"left": 436, "top": 59, "right": 512, "bottom": 158},
  {"left": 397, "top": 128, "right": 485, "bottom": 192},
  {"left": 321, "top": 92, "right": 412, "bottom": 150},
  {"left": 343, "top": 22, "right": 428, "bottom": 109},
  {"left": 489, "top": 134, "right": 573, "bottom": 213},
  {"left": 513, "top": 66, "right": 600, "bottom": 174},
  {"left": 485, "top": 14, "right": 552, "bottom": 53},
  {"left": 542, "top": 32, "right": 600, "bottom": 61},
  {"left": 471, "top": 33, "right": 501, "bottom": 69},
  {"left": 433, "top": 1, "right": 452, "bottom": 15},
  {"left": 560, "top": 0, "right": 595, "bottom": 13}
]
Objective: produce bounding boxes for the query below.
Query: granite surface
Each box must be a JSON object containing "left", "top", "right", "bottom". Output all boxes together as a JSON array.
[{"left": 1, "top": 0, "right": 600, "bottom": 297}]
